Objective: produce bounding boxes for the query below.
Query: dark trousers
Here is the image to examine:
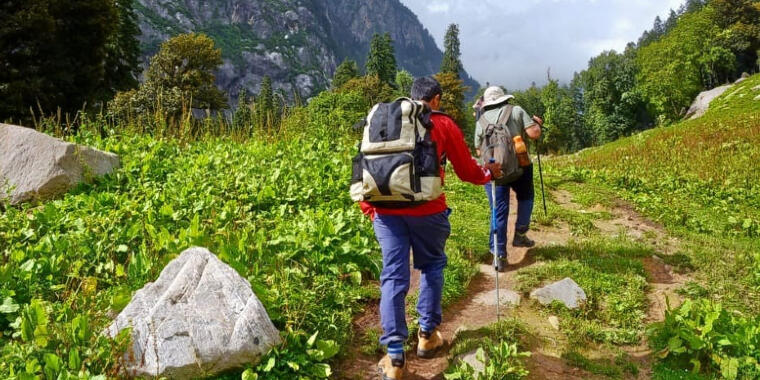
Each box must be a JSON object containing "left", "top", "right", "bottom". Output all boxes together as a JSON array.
[{"left": 485, "top": 165, "right": 535, "bottom": 256}]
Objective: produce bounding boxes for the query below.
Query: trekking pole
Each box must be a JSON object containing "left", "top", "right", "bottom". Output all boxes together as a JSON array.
[
  {"left": 536, "top": 138, "right": 548, "bottom": 216},
  {"left": 489, "top": 159, "right": 501, "bottom": 322}
]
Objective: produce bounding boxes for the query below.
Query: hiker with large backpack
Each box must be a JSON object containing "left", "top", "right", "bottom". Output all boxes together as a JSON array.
[
  {"left": 475, "top": 86, "right": 544, "bottom": 272},
  {"left": 351, "top": 76, "right": 502, "bottom": 380}
]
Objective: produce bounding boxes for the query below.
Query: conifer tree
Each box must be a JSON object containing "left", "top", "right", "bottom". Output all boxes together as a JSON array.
[
  {"left": 257, "top": 76, "right": 274, "bottom": 129},
  {"left": 366, "top": 33, "right": 397, "bottom": 85},
  {"left": 233, "top": 89, "right": 252, "bottom": 131},
  {"left": 101, "top": 0, "right": 141, "bottom": 101},
  {"left": 0, "top": 0, "right": 119, "bottom": 123},
  {"left": 332, "top": 59, "right": 359, "bottom": 89},
  {"left": 440, "top": 24, "right": 463, "bottom": 77}
]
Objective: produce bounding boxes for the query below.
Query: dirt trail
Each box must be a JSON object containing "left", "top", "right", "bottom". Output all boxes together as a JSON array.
[{"left": 337, "top": 190, "right": 687, "bottom": 379}]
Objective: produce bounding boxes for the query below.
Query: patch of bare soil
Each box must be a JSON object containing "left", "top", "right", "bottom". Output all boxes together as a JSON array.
[{"left": 642, "top": 256, "right": 686, "bottom": 323}]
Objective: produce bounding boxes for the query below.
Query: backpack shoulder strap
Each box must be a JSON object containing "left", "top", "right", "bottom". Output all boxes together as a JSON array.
[{"left": 497, "top": 104, "right": 514, "bottom": 126}]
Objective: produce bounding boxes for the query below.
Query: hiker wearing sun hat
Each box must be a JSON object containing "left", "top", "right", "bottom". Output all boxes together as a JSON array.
[{"left": 475, "top": 86, "right": 543, "bottom": 272}]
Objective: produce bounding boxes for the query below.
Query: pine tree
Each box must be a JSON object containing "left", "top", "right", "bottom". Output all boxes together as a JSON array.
[
  {"left": 664, "top": 9, "right": 678, "bottom": 33},
  {"left": 440, "top": 24, "right": 462, "bottom": 77},
  {"left": 366, "top": 33, "right": 397, "bottom": 85},
  {"left": 652, "top": 16, "right": 665, "bottom": 37},
  {"left": 257, "top": 76, "right": 274, "bottom": 130},
  {"left": 233, "top": 89, "right": 252, "bottom": 131},
  {"left": 332, "top": 59, "right": 359, "bottom": 89},
  {"left": 101, "top": 0, "right": 141, "bottom": 101}
]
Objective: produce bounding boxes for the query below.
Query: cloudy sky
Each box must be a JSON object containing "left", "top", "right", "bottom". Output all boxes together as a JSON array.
[{"left": 400, "top": 0, "right": 683, "bottom": 90}]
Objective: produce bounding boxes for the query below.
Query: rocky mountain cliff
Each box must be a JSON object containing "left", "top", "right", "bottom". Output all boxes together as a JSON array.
[{"left": 135, "top": 0, "right": 479, "bottom": 101}]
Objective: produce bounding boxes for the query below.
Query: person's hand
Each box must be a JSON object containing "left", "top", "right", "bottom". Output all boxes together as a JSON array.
[
  {"left": 532, "top": 115, "right": 544, "bottom": 126},
  {"left": 485, "top": 162, "right": 503, "bottom": 179}
]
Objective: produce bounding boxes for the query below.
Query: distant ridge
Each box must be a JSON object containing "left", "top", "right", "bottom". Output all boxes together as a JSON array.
[{"left": 135, "top": 0, "right": 480, "bottom": 101}]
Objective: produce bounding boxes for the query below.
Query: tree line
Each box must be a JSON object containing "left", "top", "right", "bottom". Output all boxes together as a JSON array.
[
  {"left": 0, "top": 0, "right": 141, "bottom": 124},
  {"left": 515, "top": 0, "right": 760, "bottom": 153}
]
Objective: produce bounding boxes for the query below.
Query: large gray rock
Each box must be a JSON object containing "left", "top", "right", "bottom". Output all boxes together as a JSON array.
[
  {"left": 0, "top": 124, "right": 120, "bottom": 205},
  {"left": 530, "top": 278, "right": 587, "bottom": 309},
  {"left": 686, "top": 84, "right": 732, "bottom": 119},
  {"left": 107, "top": 248, "right": 281, "bottom": 379}
]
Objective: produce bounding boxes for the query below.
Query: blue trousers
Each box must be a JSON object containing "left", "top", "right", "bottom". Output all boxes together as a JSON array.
[
  {"left": 373, "top": 210, "right": 451, "bottom": 346},
  {"left": 485, "top": 165, "right": 535, "bottom": 257}
]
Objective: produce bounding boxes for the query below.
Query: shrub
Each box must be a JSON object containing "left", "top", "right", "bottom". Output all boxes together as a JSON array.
[{"left": 648, "top": 299, "right": 760, "bottom": 379}]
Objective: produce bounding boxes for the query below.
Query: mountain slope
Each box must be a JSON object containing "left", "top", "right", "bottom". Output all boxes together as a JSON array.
[{"left": 134, "top": 0, "right": 480, "bottom": 101}]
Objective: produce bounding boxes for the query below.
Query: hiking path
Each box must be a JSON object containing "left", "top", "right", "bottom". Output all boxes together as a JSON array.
[{"left": 336, "top": 188, "right": 689, "bottom": 380}]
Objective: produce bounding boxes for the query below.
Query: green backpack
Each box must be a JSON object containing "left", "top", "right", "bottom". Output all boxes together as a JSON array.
[{"left": 477, "top": 105, "right": 524, "bottom": 184}]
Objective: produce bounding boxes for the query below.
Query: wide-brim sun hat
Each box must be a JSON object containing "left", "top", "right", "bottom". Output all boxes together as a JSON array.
[{"left": 482, "top": 86, "right": 514, "bottom": 108}]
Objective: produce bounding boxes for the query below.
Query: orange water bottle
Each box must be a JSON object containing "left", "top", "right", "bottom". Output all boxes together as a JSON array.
[{"left": 513, "top": 136, "right": 530, "bottom": 167}]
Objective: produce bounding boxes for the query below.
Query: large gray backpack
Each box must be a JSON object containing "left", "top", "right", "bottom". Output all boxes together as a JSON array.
[
  {"left": 478, "top": 105, "right": 523, "bottom": 184},
  {"left": 350, "top": 98, "right": 442, "bottom": 208}
]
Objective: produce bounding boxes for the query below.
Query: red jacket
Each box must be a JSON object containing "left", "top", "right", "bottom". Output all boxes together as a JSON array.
[{"left": 360, "top": 112, "right": 492, "bottom": 217}]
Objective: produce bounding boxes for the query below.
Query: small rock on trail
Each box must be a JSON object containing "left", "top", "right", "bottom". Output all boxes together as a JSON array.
[{"left": 530, "top": 278, "right": 587, "bottom": 309}]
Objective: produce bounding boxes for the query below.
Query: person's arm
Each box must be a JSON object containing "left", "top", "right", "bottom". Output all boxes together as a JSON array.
[
  {"left": 474, "top": 120, "right": 483, "bottom": 157},
  {"left": 518, "top": 108, "right": 542, "bottom": 140},
  {"left": 441, "top": 117, "right": 500, "bottom": 185}
]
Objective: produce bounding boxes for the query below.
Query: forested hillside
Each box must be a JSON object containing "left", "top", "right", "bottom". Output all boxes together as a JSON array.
[{"left": 510, "top": 0, "right": 760, "bottom": 153}]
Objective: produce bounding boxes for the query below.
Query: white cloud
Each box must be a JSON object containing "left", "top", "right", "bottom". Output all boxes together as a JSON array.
[
  {"left": 400, "top": 0, "right": 687, "bottom": 89},
  {"left": 426, "top": 3, "right": 450, "bottom": 13}
]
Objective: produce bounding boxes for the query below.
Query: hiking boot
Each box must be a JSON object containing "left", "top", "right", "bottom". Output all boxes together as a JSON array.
[
  {"left": 494, "top": 255, "right": 509, "bottom": 272},
  {"left": 417, "top": 329, "right": 445, "bottom": 359},
  {"left": 377, "top": 354, "right": 405, "bottom": 380},
  {"left": 512, "top": 231, "right": 535, "bottom": 248}
]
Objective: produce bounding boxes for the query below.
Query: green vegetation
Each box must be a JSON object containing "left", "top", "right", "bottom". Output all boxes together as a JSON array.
[
  {"left": 0, "top": 77, "right": 492, "bottom": 378},
  {"left": 445, "top": 320, "right": 531, "bottom": 380},
  {"left": 109, "top": 33, "right": 228, "bottom": 128},
  {"left": 649, "top": 299, "right": 760, "bottom": 379},
  {"left": 0, "top": 123, "right": 377, "bottom": 377},
  {"left": 548, "top": 73, "right": 760, "bottom": 378},
  {"left": 332, "top": 60, "right": 360, "bottom": 89},
  {"left": 516, "top": 238, "right": 650, "bottom": 345}
]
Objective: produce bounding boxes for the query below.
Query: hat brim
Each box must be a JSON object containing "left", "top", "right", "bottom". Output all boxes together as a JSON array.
[{"left": 482, "top": 95, "right": 514, "bottom": 109}]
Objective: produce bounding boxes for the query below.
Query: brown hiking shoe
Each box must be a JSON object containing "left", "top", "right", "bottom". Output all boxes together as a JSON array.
[
  {"left": 417, "top": 329, "right": 445, "bottom": 359},
  {"left": 377, "top": 355, "right": 405, "bottom": 380}
]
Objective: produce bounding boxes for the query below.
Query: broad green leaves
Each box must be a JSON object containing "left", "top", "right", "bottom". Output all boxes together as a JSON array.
[{"left": 649, "top": 299, "right": 760, "bottom": 379}]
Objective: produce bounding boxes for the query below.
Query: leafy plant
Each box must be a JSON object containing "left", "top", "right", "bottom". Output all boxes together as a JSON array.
[
  {"left": 250, "top": 331, "right": 339, "bottom": 379},
  {"left": 648, "top": 299, "right": 760, "bottom": 379}
]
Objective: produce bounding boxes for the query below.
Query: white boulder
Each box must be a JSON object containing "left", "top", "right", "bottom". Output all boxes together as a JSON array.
[
  {"left": 530, "top": 278, "right": 587, "bottom": 309},
  {"left": 0, "top": 124, "right": 120, "bottom": 205},
  {"left": 685, "top": 85, "right": 732, "bottom": 119},
  {"left": 107, "top": 248, "right": 281, "bottom": 379}
]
